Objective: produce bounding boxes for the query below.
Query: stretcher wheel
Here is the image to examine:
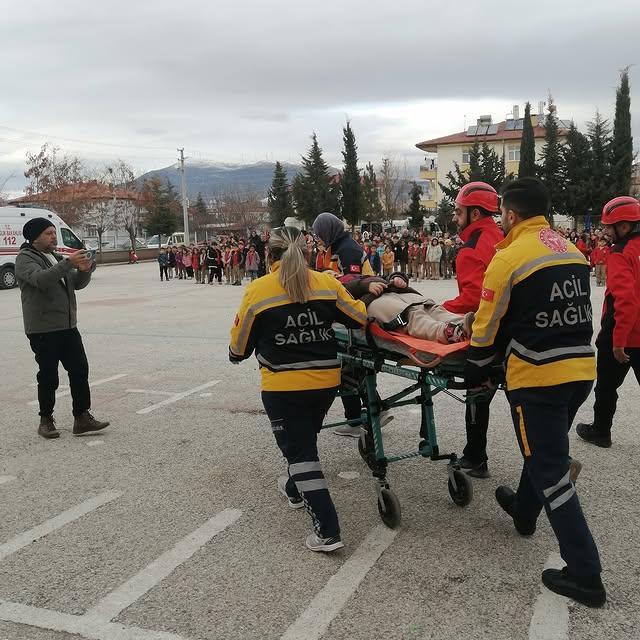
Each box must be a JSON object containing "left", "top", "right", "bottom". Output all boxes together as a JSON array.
[
  {"left": 377, "top": 488, "right": 401, "bottom": 528},
  {"left": 448, "top": 470, "right": 473, "bottom": 507}
]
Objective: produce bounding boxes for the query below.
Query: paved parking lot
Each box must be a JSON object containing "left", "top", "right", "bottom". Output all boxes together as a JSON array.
[{"left": 0, "top": 262, "right": 638, "bottom": 640}]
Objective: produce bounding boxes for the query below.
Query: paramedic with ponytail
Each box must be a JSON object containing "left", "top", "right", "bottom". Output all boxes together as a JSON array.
[{"left": 229, "top": 227, "right": 368, "bottom": 552}]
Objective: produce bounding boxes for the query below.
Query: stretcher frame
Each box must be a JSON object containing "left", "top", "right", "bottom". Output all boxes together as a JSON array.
[{"left": 327, "top": 326, "right": 481, "bottom": 528}]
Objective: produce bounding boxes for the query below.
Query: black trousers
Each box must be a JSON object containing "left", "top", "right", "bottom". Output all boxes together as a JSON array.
[
  {"left": 262, "top": 388, "right": 340, "bottom": 538},
  {"left": 463, "top": 389, "right": 496, "bottom": 464},
  {"left": 592, "top": 341, "right": 640, "bottom": 433},
  {"left": 208, "top": 265, "right": 222, "bottom": 283},
  {"left": 28, "top": 328, "right": 90, "bottom": 418},
  {"left": 509, "top": 382, "right": 601, "bottom": 578},
  {"left": 159, "top": 265, "right": 169, "bottom": 280}
]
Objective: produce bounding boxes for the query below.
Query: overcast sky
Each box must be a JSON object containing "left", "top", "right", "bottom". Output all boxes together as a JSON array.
[{"left": 1, "top": 0, "right": 639, "bottom": 195}]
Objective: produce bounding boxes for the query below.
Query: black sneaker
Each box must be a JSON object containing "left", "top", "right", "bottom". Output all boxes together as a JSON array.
[
  {"left": 38, "top": 415, "right": 60, "bottom": 439},
  {"left": 73, "top": 412, "right": 110, "bottom": 436},
  {"left": 495, "top": 486, "right": 536, "bottom": 536},
  {"left": 542, "top": 567, "right": 606, "bottom": 608},
  {"left": 576, "top": 423, "right": 612, "bottom": 448},
  {"left": 459, "top": 456, "right": 490, "bottom": 478}
]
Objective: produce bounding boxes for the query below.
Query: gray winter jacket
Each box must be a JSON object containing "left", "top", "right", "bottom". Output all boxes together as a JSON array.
[{"left": 15, "top": 246, "right": 94, "bottom": 335}]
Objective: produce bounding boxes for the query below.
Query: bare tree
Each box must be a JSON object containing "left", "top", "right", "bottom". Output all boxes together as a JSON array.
[
  {"left": 378, "top": 157, "right": 410, "bottom": 225},
  {"left": 215, "top": 188, "right": 266, "bottom": 236},
  {"left": 0, "top": 173, "right": 15, "bottom": 205},
  {"left": 106, "top": 160, "right": 141, "bottom": 250}
]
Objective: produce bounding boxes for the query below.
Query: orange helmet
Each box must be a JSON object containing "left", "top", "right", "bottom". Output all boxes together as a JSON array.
[
  {"left": 455, "top": 182, "right": 499, "bottom": 213},
  {"left": 601, "top": 196, "right": 640, "bottom": 225}
]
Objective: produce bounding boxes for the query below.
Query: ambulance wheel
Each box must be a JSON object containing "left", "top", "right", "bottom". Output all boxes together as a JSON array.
[
  {"left": 448, "top": 470, "right": 473, "bottom": 507},
  {"left": 377, "top": 488, "right": 401, "bottom": 528},
  {"left": 0, "top": 267, "right": 16, "bottom": 289}
]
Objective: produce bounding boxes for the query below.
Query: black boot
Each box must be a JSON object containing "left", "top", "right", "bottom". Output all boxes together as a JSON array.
[
  {"left": 38, "top": 415, "right": 60, "bottom": 439},
  {"left": 495, "top": 486, "right": 536, "bottom": 536},
  {"left": 576, "top": 423, "right": 612, "bottom": 448},
  {"left": 459, "top": 456, "right": 490, "bottom": 478},
  {"left": 542, "top": 567, "right": 606, "bottom": 608},
  {"left": 73, "top": 411, "right": 110, "bottom": 436}
]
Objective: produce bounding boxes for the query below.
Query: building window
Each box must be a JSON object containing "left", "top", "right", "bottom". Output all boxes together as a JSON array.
[
  {"left": 85, "top": 225, "right": 98, "bottom": 237},
  {"left": 508, "top": 145, "right": 520, "bottom": 162},
  {"left": 462, "top": 148, "right": 470, "bottom": 164}
]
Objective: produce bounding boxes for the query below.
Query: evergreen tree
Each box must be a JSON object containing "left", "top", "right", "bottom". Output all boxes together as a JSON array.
[
  {"left": 267, "top": 161, "right": 293, "bottom": 227},
  {"left": 561, "top": 123, "right": 592, "bottom": 223},
  {"left": 537, "top": 97, "right": 564, "bottom": 221},
  {"left": 361, "top": 162, "right": 383, "bottom": 221},
  {"left": 292, "top": 133, "right": 338, "bottom": 227},
  {"left": 518, "top": 102, "right": 536, "bottom": 177},
  {"left": 440, "top": 141, "right": 512, "bottom": 200},
  {"left": 142, "top": 178, "right": 179, "bottom": 239},
  {"left": 435, "top": 198, "right": 455, "bottom": 234},
  {"left": 587, "top": 111, "right": 613, "bottom": 214},
  {"left": 610, "top": 67, "right": 634, "bottom": 195},
  {"left": 340, "top": 121, "right": 361, "bottom": 230},
  {"left": 407, "top": 182, "right": 424, "bottom": 231}
]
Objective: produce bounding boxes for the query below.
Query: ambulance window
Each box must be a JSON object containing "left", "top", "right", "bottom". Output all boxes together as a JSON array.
[{"left": 60, "top": 227, "right": 83, "bottom": 249}]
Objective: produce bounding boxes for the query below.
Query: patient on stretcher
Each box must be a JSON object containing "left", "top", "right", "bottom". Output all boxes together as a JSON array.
[{"left": 343, "top": 272, "right": 474, "bottom": 344}]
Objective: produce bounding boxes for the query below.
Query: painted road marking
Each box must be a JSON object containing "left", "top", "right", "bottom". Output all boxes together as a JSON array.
[
  {"left": 136, "top": 380, "right": 221, "bottom": 415},
  {"left": 199, "top": 392, "right": 212, "bottom": 398},
  {"left": 28, "top": 374, "right": 128, "bottom": 406},
  {"left": 338, "top": 471, "right": 360, "bottom": 480},
  {"left": 126, "top": 389, "right": 175, "bottom": 396},
  {"left": 528, "top": 552, "right": 569, "bottom": 640},
  {"left": 0, "top": 600, "right": 188, "bottom": 640},
  {"left": 0, "top": 491, "right": 122, "bottom": 562},
  {"left": 86, "top": 440, "right": 105, "bottom": 448},
  {"left": 85, "top": 508, "right": 242, "bottom": 623},
  {"left": 280, "top": 524, "right": 398, "bottom": 640},
  {"left": 0, "top": 476, "right": 17, "bottom": 486}
]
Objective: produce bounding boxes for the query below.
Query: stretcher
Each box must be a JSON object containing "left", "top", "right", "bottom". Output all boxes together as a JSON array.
[{"left": 327, "top": 324, "right": 486, "bottom": 529}]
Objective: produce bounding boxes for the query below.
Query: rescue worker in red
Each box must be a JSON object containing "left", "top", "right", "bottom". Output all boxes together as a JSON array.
[
  {"left": 443, "top": 182, "right": 503, "bottom": 477},
  {"left": 577, "top": 196, "right": 640, "bottom": 448}
]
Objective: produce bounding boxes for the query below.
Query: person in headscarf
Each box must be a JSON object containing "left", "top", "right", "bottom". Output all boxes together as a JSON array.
[{"left": 312, "top": 212, "right": 373, "bottom": 277}]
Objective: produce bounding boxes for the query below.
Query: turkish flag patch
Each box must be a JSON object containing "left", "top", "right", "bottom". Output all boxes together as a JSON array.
[
  {"left": 234, "top": 314, "right": 240, "bottom": 326},
  {"left": 349, "top": 264, "right": 361, "bottom": 273},
  {"left": 481, "top": 288, "right": 495, "bottom": 302}
]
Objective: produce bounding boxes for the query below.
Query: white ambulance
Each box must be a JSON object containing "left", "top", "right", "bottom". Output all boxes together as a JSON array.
[{"left": 0, "top": 206, "right": 85, "bottom": 289}]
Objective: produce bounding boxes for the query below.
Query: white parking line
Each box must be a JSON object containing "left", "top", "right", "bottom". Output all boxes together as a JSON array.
[
  {"left": 0, "top": 600, "right": 188, "bottom": 640},
  {"left": 136, "top": 380, "right": 221, "bottom": 415},
  {"left": 0, "top": 491, "right": 122, "bottom": 562},
  {"left": 85, "top": 508, "right": 242, "bottom": 623},
  {"left": 28, "top": 374, "right": 128, "bottom": 406},
  {"left": 86, "top": 440, "right": 105, "bottom": 448},
  {"left": 0, "top": 476, "right": 17, "bottom": 486},
  {"left": 528, "top": 552, "right": 569, "bottom": 640},
  {"left": 126, "top": 389, "right": 175, "bottom": 396},
  {"left": 280, "top": 524, "right": 398, "bottom": 640}
]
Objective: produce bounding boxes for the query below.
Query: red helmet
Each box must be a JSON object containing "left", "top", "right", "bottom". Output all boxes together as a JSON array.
[
  {"left": 455, "top": 182, "right": 499, "bottom": 213},
  {"left": 601, "top": 196, "right": 640, "bottom": 225}
]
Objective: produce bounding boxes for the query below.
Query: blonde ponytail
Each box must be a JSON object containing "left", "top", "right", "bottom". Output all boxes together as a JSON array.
[{"left": 268, "top": 227, "right": 311, "bottom": 303}]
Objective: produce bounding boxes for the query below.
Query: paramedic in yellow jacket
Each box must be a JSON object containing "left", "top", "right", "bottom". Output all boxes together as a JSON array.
[
  {"left": 229, "top": 227, "right": 368, "bottom": 553},
  {"left": 465, "top": 178, "right": 605, "bottom": 608}
]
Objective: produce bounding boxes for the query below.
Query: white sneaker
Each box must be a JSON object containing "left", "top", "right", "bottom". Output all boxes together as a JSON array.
[
  {"left": 277, "top": 476, "right": 304, "bottom": 509},
  {"left": 333, "top": 425, "right": 362, "bottom": 438},
  {"left": 305, "top": 533, "right": 344, "bottom": 552}
]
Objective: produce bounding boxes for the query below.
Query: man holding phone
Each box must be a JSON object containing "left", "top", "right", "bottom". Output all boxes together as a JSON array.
[{"left": 16, "top": 218, "right": 110, "bottom": 439}]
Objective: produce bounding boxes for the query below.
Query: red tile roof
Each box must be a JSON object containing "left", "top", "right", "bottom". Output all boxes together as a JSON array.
[
  {"left": 9, "top": 181, "right": 140, "bottom": 205},
  {"left": 416, "top": 119, "right": 567, "bottom": 152}
]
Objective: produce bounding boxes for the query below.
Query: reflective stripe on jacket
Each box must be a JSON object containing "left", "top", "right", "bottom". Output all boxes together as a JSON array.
[
  {"left": 467, "top": 216, "right": 596, "bottom": 391},
  {"left": 229, "top": 262, "right": 367, "bottom": 391}
]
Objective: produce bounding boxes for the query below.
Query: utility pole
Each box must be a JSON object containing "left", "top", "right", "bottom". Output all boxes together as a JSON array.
[{"left": 177, "top": 148, "right": 189, "bottom": 243}]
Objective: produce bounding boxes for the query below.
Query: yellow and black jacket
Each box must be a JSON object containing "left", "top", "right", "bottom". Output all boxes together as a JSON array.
[
  {"left": 229, "top": 262, "right": 368, "bottom": 391},
  {"left": 466, "top": 216, "right": 596, "bottom": 391}
]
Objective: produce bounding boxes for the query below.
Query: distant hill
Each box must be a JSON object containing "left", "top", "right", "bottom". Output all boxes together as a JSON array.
[{"left": 137, "top": 160, "right": 313, "bottom": 198}]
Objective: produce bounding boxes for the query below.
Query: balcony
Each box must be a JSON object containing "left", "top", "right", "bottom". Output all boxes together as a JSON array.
[{"left": 419, "top": 164, "right": 437, "bottom": 179}]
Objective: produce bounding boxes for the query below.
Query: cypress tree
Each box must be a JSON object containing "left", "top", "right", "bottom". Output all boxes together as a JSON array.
[
  {"left": 361, "top": 162, "right": 383, "bottom": 221},
  {"left": 587, "top": 111, "right": 613, "bottom": 215},
  {"left": 267, "top": 161, "right": 293, "bottom": 227},
  {"left": 561, "top": 123, "right": 592, "bottom": 223},
  {"left": 519, "top": 102, "right": 536, "bottom": 177},
  {"left": 341, "top": 121, "right": 361, "bottom": 230},
  {"left": 407, "top": 182, "right": 424, "bottom": 231},
  {"left": 610, "top": 67, "right": 634, "bottom": 195},
  {"left": 292, "top": 133, "right": 338, "bottom": 227},
  {"left": 537, "top": 97, "right": 564, "bottom": 222}
]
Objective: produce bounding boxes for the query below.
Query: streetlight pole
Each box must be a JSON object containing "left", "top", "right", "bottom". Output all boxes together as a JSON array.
[{"left": 178, "top": 148, "right": 189, "bottom": 244}]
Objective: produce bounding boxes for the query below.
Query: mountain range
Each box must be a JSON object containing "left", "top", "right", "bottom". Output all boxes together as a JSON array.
[{"left": 137, "top": 160, "right": 311, "bottom": 199}]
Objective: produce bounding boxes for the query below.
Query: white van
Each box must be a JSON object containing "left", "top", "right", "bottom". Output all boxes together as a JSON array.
[
  {"left": 0, "top": 206, "right": 85, "bottom": 289},
  {"left": 146, "top": 232, "right": 185, "bottom": 249}
]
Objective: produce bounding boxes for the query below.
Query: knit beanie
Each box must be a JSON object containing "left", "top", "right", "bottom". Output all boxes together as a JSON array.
[{"left": 23, "top": 217, "right": 55, "bottom": 243}]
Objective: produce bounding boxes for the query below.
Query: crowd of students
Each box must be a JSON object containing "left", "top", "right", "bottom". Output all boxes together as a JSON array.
[{"left": 155, "top": 223, "right": 613, "bottom": 286}]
